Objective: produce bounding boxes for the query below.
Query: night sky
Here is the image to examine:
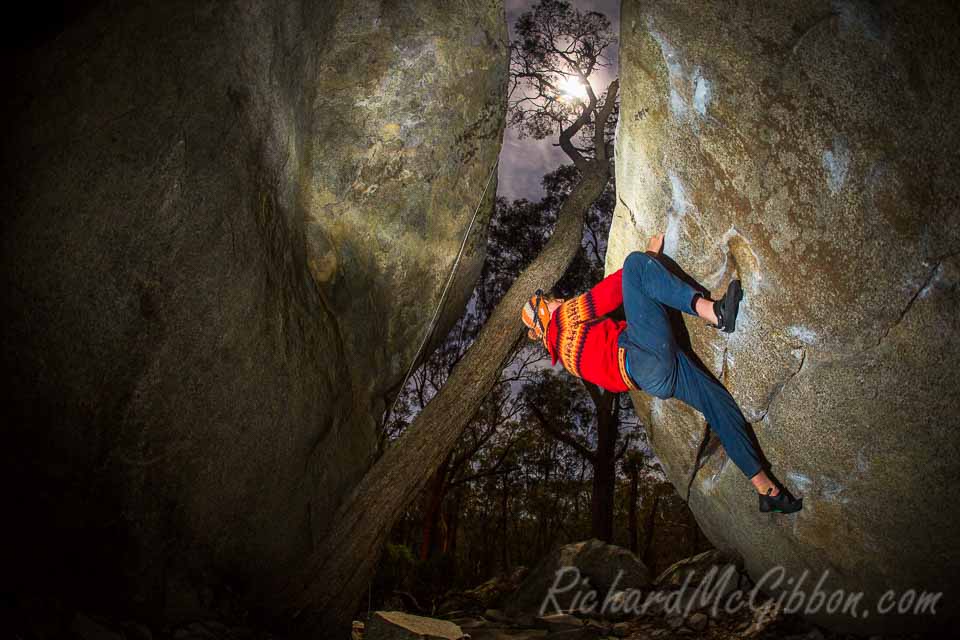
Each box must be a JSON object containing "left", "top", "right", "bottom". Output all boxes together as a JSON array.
[{"left": 498, "top": 0, "right": 621, "bottom": 202}]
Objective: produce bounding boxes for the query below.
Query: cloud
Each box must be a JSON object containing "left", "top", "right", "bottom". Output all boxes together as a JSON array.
[{"left": 498, "top": 129, "right": 570, "bottom": 202}]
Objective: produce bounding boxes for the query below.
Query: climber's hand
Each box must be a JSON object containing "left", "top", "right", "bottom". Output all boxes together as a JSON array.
[{"left": 647, "top": 232, "right": 664, "bottom": 255}]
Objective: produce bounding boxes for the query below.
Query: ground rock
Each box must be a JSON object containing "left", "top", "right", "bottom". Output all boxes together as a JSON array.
[
  {"left": 484, "top": 609, "right": 514, "bottom": 624},
  {"left": 581, "top": 618, "right": 609, "bottom": 634},
  {"left": 741, "top": 599, "right": 782, "bottom": 638},
  {"left": 507, "top": 540, "right": 652, "bottom": 617},
  {"left": 440, "top": 568, "right": 528, "bottom": 615},
  {"left": 654, "top": 549, "right": 743, "bottom": 588},
  {"left": 686, "top": 612, "right": 708, "bottom": 631},
  {"left": 534, "top": 613, "right": 582, "bottom": 632},
  {"left": 609, "top": 1, "right": 960, "bottom": 634},
  {"left": 367, "top": 611, "right": 464, "bottom": 640}
]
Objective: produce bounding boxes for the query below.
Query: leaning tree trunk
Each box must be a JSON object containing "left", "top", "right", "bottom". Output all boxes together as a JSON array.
[{"left": 270, "top": 162, "right": 613, "bottom": 635}]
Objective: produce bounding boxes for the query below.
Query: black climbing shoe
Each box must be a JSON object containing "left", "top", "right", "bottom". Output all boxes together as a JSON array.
[
  {"left": 712, "top": 279, "right": 743, "bottom": 333},
  {"left": 759, "top": 487, "right": 803, "bottom": 514}
]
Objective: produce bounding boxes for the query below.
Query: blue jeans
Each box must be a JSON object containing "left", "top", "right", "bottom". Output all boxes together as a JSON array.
[{"left": 618, "top": 251, "right": 763, "bottom": 479}]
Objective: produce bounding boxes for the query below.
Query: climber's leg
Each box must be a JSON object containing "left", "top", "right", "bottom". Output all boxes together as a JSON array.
[
  {"left": 671, "top": 350, "right": 763, "bottom": 479},
  {"left": 619, "top": 254, "right": 679, "bottom": 399},
  {"left": 749, "top": 468, "right": 779, "bottom": 496},
  {"left": 622, "top": 251, "right": 700, "bottom": 316}
]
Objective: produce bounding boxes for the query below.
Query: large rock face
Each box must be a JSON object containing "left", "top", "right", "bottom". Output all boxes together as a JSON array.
[
  {"left": 608, "top": 1, "right": 959, "bottom": 633},
  {"left": 2, "top": 0, "right": 506, "bottom": 621}
]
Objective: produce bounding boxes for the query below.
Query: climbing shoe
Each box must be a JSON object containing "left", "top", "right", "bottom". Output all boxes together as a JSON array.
[
  {"left": 759, "top": 487, "right": 803, "bottom": 514},
  {"left": 712, "top": 279, "right": 743, "bottom": 333}
]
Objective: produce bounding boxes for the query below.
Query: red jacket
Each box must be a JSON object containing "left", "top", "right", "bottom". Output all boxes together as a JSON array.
[{"left": 544, "top": 269, "right": 638, "bottom": 393}]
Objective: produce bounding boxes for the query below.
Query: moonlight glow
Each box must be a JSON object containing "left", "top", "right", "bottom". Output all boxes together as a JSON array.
[{"left": 558, "top": 76, "right": 589, "bottom": 102}]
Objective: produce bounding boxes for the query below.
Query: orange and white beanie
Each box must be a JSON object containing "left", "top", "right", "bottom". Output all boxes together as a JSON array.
[{"left": 521, "top": 292, "right": 552, "bottom": 342}]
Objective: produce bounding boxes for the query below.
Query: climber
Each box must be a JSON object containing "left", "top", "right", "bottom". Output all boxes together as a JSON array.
[{"left": 521, "top": 232, "right": 802, "bottom": 514}]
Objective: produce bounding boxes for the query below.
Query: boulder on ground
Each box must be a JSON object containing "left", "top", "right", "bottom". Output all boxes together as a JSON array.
[
  {"left": 533, "top": 612, "right": 582, "bottom": 632},
  {"left": 438, "top": 567, "right": 529, "bottom": 615},
  {"left": 654, "top": 549, "right": 743, "bottom": 588},
  {"left": 686, "top": 612, "right": 708, "bottom": 631},
  {"left": 366, "top": 611, "right": 464, "bottom": 640},
  {"left": 507, "top": 539, "right": 651, "bottom": 616}
]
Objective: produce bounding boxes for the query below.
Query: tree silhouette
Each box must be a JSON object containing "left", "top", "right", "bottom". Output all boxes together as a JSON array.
[{"left": 509, "top": 0, "right": 619, "bottom": 169}]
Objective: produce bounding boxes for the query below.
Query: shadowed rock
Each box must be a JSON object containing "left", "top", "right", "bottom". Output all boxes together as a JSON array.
[{"left": 1, "top": 0, "right": 506, "bottom": 623}]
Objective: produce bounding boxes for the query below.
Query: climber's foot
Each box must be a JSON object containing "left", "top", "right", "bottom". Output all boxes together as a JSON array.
[
  {"left": 759, "top": 486, "right": 803, "bottom": 514},
  {"left": 713, "top": 279, "right": 743, "bottom": 333}
]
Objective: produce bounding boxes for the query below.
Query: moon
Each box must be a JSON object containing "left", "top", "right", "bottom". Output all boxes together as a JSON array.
[{"left": 558, "top": 76, "right": 589, "bottom": 102}]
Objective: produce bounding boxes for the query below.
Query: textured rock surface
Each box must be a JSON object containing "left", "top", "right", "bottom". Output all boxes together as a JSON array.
[
  {"left": 507, "top": 539, "right": 651, "bottom": 615},
  {"left": 653, "top": 549, "right": 743, "bottom": 589},
  {"left": 608, "top": 0, "right": 959, "bottom": 633},
  {"left": 2, "top": 0, "right": 506, "bottom": 621},
  {"left": 367, "top": 611, "right": 464, "bottom": 640}
]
